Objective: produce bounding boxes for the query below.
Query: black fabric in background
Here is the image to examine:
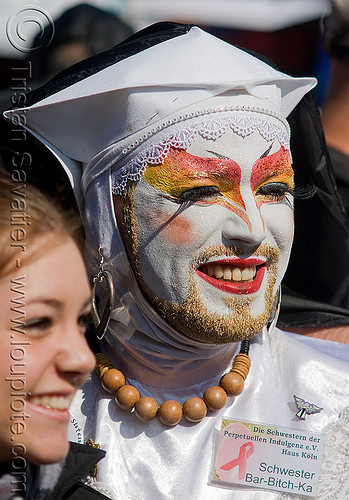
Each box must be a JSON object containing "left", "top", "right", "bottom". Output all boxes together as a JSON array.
[
  {"left": 328, "top": 146, "right": 349, "bottom": 216},
  {"left": 279, "top": 91, "right": 349, "bottom": 328},
  {"left": 279, "top": 284, "right": 349, "bottom": 328}
]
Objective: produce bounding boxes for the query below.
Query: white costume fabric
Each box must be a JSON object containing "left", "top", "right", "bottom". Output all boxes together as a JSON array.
[
  {"left": 69, "top": 328, "right": 349, "bottom": 500},
  {"left": 4, "top": 23, "right": 349, "bottom": 499}
]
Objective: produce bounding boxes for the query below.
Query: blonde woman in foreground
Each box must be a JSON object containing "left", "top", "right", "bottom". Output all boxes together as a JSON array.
[{"left": 0, "top": 168, "right": 110, "bottom": 499}]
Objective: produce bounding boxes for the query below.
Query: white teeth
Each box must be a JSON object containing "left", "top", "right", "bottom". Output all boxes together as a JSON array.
[
  {"left": 223, "top": 268, "right": 231, "bottom": 280},
  {"left": 57, "top": 396, "right": 69, "bottom": 410},
  {"left": 29, "top": 395, "right": 71, "bottom": 410},
  {"left": 232, "top": 267, "right": 242, "bottom": 281},
  {"left": 41, "top": 395, "right": 50, "bottom": 407},
  {"left": 207, "top": 265, "right": 215, "bottom": 277},
  {"left": 202, "top": 264, "right": 257, "bottom": 282},
  {"left": 215, "top": 265, "right": 224, "bottom": 279},
  {"left": 242, "top": 267, "right": 253, "bottom": 281}
]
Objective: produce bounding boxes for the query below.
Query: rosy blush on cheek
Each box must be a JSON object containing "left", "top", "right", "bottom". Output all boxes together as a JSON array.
[{"left": 157, "top": 210, "right": 196, "bottom": 245}]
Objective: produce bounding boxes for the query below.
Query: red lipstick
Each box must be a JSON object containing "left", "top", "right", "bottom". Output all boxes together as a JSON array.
[{"left": 196, "top": 258, "right": 266, "bottom": 295}]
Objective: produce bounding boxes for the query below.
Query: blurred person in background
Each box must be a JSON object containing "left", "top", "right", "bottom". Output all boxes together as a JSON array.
[
  {"left": 0, "top": 3, "right": 134, "bottom": 112},
  {"left": 322, "top": 0, "right": 349, "bottom": 214},
  {"left": 28, "top": 3, "right": 134, "bottom": 82}
]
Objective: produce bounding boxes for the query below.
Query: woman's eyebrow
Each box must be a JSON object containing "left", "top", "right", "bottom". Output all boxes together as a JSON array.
[
  {"left": 26, "top": 297, "right": 91, "bottom": 311},
  {"left": 25, "top": 298, "right": 64, "bottom": 310}
]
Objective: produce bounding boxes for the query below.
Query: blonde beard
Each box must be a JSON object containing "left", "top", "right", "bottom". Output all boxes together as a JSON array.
[
  {"left": 116, "top": 185, "right": 280, "bottom": 344},
  {"left": 144, "top": 256, "right": 278, "bottom": 344}
]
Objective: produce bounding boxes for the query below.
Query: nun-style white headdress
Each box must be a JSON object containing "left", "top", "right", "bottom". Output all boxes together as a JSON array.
[
  {"left": 5, "top": 23, "right": 315, "bottom": 199},
  {"left": 4, "top": 23, "right": 317, "bottom": 384}
]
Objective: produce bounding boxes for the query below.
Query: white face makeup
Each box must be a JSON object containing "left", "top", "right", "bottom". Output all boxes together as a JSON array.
[{"left": 117, "top": 127, "right": 294, "bottom": 343}]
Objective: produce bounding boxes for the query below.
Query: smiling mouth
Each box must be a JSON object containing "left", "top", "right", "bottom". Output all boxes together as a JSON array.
[
  {"left": 201, "top": 263, "right": 257, "bottom": 282},
  {"left": 196, "top": 259, "right": 266, "bottom": 294},
  {"left": 28, "top": 395, "right": 72, "bottom": 411}
]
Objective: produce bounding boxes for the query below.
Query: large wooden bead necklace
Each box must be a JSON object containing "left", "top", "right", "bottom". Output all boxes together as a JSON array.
[{"left": 95, "top": 340, "right": 251, "bottom": 426}]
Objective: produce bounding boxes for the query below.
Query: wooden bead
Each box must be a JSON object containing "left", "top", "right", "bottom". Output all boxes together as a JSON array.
[
  {"left": 95, "top": 353, "right": 112, "bottom": 366},
  {"left": 183, "top": 397, "right": 207, "bottom": 423},
  {"left": 115, "top": 385, "right": 140, "bottom": 410},
  {"left": 135, "top": 397, "right": 159, "bottom": 422},
  {"left": 203, "top": 386, "right": 227, "bottom": 411},
  {"left": 95, "top": 353, "right": 113, "bottom": 378},
  {"left": 233, "top": 353, "right": 251, "bottom": 368},
  {"left": 158, "top": 400, "right": 183, "bottom": 426},
  {"left": 99, "top": 366, "right": 109, "bottom": 378},
  {"left": 101, "top": 369, "right": 126, "bottom": 393},
  {"left": 231, "top": 366, "right": 248, "bottom": 379},
  {"left": 220, "top": 371, "right": 244, "bottom": 396},
  {"left": 231, "top": 354, "right": 251, "bottom": 380},
  {"left": 96, "top": 351, "right": 250, "bottom": 425}
]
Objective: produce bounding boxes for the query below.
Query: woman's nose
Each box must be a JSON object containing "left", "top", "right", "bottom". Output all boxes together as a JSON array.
[{"left": 56, "top": 326, "right": 95, "bottom": 383}]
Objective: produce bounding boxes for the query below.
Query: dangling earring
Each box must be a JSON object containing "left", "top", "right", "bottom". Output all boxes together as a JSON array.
[{"left": 90, "top": 247, "right": 115, "bottom": 341}]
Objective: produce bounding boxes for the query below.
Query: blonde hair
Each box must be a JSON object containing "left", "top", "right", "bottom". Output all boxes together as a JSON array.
[{"left": 0, "top": 167, "right": 83, "bottom": 276}]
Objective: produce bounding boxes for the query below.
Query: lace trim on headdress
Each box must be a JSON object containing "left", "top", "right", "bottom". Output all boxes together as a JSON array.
[{"left": 111, "top": 109, "right": 290, "bottom": 195}]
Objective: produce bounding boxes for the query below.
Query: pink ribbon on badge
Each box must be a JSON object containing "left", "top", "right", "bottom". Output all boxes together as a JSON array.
[{"left": 220, "top": 441, "right": 254, "bottom": 480}]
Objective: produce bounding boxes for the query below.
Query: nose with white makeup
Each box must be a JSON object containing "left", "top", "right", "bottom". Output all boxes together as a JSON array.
[{"left": 221, "top": 193, "right": 266, "bottom": 249}]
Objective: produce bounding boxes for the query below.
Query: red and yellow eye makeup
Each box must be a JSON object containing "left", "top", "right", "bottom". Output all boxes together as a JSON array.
[
  {"left": 251, "top": 146, "right": 293, "bottom": 208},
  {"left": 143, "top": 144, "right": 293, "bottom": 230}
]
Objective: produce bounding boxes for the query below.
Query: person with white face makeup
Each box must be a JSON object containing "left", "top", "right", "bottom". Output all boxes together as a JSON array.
[
  {"left": 0, "top": 169, "right": 110, "bottom": 499},
  {"left": 3, "top": 22, "right": 349, "bottom": 499},
  {"left": 117, "top": 129, "right": 294, "bottom": 345}
]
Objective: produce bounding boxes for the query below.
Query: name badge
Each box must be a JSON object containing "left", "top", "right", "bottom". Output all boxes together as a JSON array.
[{"left": 211, "top": 417, "right": 324, "bottom": 497}]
